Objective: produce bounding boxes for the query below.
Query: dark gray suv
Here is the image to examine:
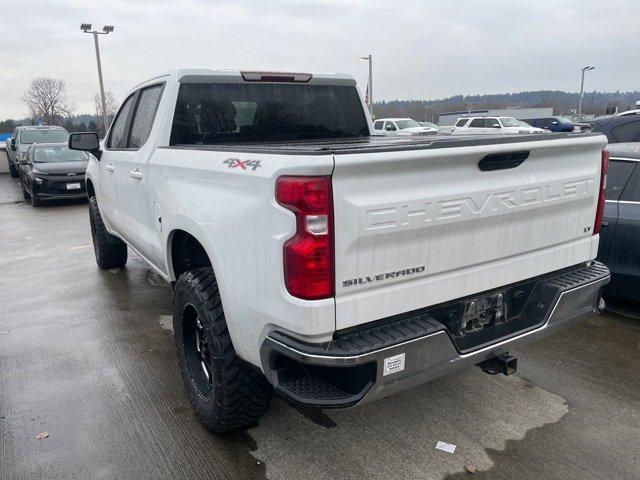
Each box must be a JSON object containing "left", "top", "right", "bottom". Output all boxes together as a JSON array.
[
  {"left": 593, "top": 110, "right": 640, "bottom": 144},
  {"left": 597, "top": 143, "right": 640, "bottom": 303},
  {"left": 6, "top": 126, "right": 69, "bottom": 177}
]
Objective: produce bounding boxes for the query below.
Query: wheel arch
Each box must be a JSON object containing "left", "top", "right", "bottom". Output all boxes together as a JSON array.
[
  {"left": 167, "top": 227, "right": 215, "bottom": 282},
  {"left": 86, "top": 178, "right": 96, "bottom": 198}
]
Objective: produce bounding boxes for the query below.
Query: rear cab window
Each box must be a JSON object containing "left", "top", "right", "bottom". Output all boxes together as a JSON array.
[
  {"left": 170, "top": 82, "right": 369, "bottom": 145},
  {"left": 374, "top": 120, "right": 384, "bottom": 130}
]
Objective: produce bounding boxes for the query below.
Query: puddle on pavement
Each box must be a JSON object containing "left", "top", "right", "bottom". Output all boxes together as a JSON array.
[
  {"left": 146, "top": 271, "right": 167, "bottom": 287},
  {"left": 248, "top": 370, "right": 568, "bottom": 480}
]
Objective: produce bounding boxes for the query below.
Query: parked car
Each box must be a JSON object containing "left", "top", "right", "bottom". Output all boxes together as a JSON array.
[
  {"left": 373, "top": 118, "right": 438, "bottom": 136},
  {"left": 451, "top": 116, "right": 545, "bottom": 135},
  {"left": 516, "top": 120, "right": 546, "bottom": 133},
  {"left": 592, "top": 109, "right": 640, "bottom": 144},
  {"left": 69, "top": 68, "right": 609, "bottom": 433},
  {"left": 18, "top": 143, "right": 89, "bottom": 207},
  {"left": 7, "top": 126, "right": 69, "bottom": 178},
  {"left": 522, "top": 117, "right": 574, "bottom": 132},
  {"left": 560, "top": 114, "right": 593, "bottom": 133},
  {"left": 597, "top": 143, "right": 640, "bottom": 303}
]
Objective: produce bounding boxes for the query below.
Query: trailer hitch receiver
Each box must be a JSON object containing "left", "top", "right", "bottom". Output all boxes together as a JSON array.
[{"left": 478, "top": 353, "right": 517, "bottom": 376}]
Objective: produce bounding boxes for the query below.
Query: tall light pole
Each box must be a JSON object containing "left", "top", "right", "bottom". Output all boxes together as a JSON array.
[
  {"left": 578, "top": 66, "right": 595, "bottom": 117},
  {"left": 361, "top": 55, "right": 373, "bottom": 117},
  {"left": 81, "top": 23, "right": 114, "bottom": 134}
]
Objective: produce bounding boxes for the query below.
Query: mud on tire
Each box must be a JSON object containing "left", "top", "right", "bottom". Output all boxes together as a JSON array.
[
  {"left": 89, "top": 196, "right": 127, "bottom": 269},
  {"left": 173, "top": 267, "right": 272, "bottom": 433}
]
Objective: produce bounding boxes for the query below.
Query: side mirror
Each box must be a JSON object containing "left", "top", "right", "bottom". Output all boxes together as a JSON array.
[
  {"left": 552, "top": 121, "right": 558, "bottom": 125},
  {"left": 10, "top": 138, "right": 16, "bottom": 151},
  {"left": 385, "top": 125, "right": 394, "bottom": 131},
  {"left": 492, "top": 124, "right": 501, "bottom": 128},
  {"left": 69, "top": 132, "right": 101, "bottom": 160}
]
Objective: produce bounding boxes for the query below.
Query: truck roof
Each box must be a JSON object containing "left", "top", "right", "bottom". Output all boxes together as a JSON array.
[{"left": 132, "top": 69, "right": 357, "bottom": 90}]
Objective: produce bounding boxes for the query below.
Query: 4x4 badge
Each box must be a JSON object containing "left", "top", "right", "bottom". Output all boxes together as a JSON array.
[{"left": 223, "top": 158, "right": 261, "bottom": 171}]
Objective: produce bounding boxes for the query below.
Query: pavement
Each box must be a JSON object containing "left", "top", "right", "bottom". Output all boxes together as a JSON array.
[{"left": 0, "top": 171, "right": 639, "bottom": 480}]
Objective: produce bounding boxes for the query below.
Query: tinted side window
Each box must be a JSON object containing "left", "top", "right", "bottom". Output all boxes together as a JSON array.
[
  {"left": 621, "top": 164, "right": 640, "bottom": 201},
  {"left": 485, "top": 118, "right": 500, "bottom": 128},
  {"left": 374, "top": 120, "right": 384, "bottom": 130},
  {"left": 606, "top": 160, "right": 636, "bottom": 200},
  {"left": 469, "top": 119, "right": 484, "bottom": 128},
  {"left": 129, "top": 85, "right": 163, "bottom": 149},
  {"left": 611, "top": 120, "right": 640, "bottom": 143},
  {"left": 455, "top": 119, "right": 468, "bottom": 127},
  {"left": 108, "top": 94, "right": 136, "bottom": 148},
  {"left": 385, "top": 121, "right": 397, "bottom": 131}
]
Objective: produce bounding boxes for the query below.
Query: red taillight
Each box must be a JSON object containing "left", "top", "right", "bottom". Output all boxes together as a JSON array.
[
  {"left": 593, "top": 149, "right": 609, "bottom": 235},
  {"left": 276, "top": 176, "right": 334, "bottom": 300}
]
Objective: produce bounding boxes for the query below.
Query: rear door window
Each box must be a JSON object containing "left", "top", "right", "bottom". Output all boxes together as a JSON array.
[
  {"left": 485, "top": 118, "right": 500, "bottom": 128},
  {"left": 374, "top": 120, "right": 384, "bottom": 130},
  {"left": 128, "top": 85, "right": 164, "bottom": 149},
  {"left": 611, "top": 120, "right": 640, "bottom": 143},
  {"left": 108, "top": 94, "right": 137, "bottom": 149},
  {"left": 170, "top": 82, "right": 369, "bottom": 145},
  {"left": 455, "top": 119, "right": 468, "bottom": 127},
  {"left": 620, "top": 164, "right": 640, "bottom": 201},
  {"left": 606, "top": 160, "right": 636, "bottom": 200},
  {"left": 469, "top": 119, "right": 484, "bottom": 128}
]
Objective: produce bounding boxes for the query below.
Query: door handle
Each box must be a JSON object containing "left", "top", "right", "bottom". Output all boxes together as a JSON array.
[
  {"left": 105, "top": 164, "right": 114, "bottom": 172},
  {"left": 130, "top": 169, "right": 143, "bottom": 180}
]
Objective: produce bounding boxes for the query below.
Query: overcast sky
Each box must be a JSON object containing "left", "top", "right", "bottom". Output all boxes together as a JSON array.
[{"left": 1, "top": 0, "right": 638, "bottom": 119}]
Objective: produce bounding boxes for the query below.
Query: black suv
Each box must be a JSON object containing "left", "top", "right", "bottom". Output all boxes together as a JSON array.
[{"left": 593, "top": 110, "right": 640, "bottom": 144}]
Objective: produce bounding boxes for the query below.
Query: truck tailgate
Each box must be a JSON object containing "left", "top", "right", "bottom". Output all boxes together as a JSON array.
[{"left": 332, "top": 134, "right": 607, "bottom": 330}]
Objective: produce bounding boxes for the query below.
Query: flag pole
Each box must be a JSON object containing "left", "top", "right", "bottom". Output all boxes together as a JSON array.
[{"left": 361, "top": 55, "right": 373, "bottom": 117}]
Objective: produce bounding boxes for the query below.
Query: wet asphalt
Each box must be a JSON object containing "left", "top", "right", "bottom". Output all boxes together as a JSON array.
[{"left": 0, "top": 172, "right": 638, "bottom": 480}]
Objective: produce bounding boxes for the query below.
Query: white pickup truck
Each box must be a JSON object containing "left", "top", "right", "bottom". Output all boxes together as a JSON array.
[{"left": 69, "top": 69, "right": 610, "bottom": 433}]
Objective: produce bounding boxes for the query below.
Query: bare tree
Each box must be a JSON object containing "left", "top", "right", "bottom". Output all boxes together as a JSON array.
[
  {"left": 94, "top": 91, "right": 118, "bottom": 128},
  {"left": 21, "top": 77, "right": 76, "bottom": 125}
]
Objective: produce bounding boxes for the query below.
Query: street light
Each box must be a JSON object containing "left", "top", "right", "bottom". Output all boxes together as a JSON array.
[
  {"left": 578, "top": 66, "right": 595, "bottom": 117},
  {"left": 81, "top": 23, "right": 115, "bottom": 134},
  {"left": 361, "top": 55, "right": 373, "bottom": 117}
]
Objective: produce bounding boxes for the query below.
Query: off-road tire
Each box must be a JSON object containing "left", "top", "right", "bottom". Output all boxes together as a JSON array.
[
  {"left": 89, "top": 196, "right": 127, "bottom": 269},
  {"left": 173, "top": 267, "right": 272, "bottom": 433}
]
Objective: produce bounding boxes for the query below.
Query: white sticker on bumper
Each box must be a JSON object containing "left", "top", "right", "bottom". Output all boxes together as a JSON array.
[{"left": 383, "top": 353, "right": 405, "bottom": 376}]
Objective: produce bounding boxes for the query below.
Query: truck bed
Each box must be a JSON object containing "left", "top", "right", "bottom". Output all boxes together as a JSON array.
[{"left": 162, "top": 132, "right": 603, "bottom": 155}]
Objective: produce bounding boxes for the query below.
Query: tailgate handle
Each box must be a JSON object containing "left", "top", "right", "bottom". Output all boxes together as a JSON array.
[{"left": 478, "top": 151, "right": 529, "bottom": 171}]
